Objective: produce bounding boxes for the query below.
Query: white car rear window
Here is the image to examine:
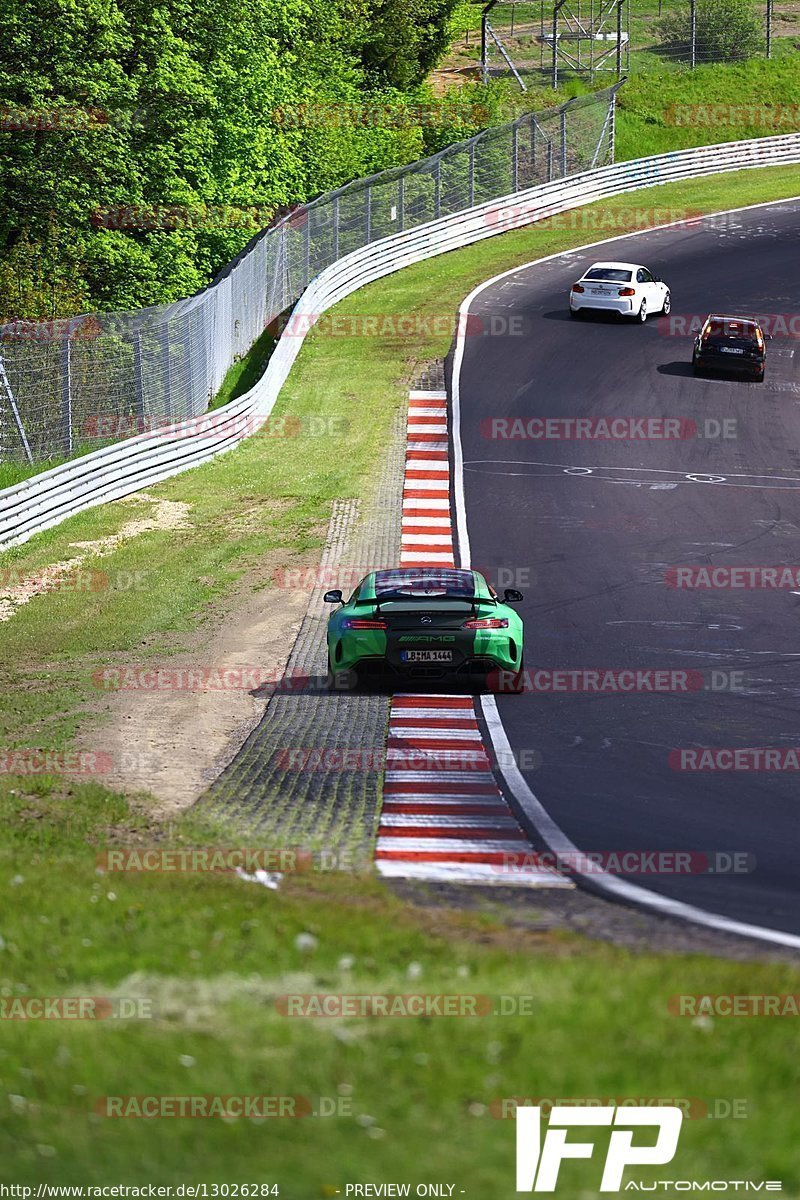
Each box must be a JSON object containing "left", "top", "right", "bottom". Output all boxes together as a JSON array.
[{"left": 584, "top": 268, "right": 633, "bottom": 283}]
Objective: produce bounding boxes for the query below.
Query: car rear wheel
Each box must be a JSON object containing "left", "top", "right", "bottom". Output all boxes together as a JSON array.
[
  {"left": 570, "top": 307, "right": 582, "bottom": 319},
  {"left": 755, "top": 367, "right": 765, "bottom": 383},
  {"left": 637, "top": 300, "right": 647, "bottom": 323},
  {"left": 486, "top": 658, "right": 525, "bottom": 695},
  {"left": 662, "top": 290, "right": 671, "bottom": 316},
  {"left": 326, "top": 654, "right": 359, "bottom": 692}
]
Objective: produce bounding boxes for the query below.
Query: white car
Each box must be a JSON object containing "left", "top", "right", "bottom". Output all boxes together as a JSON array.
[{"left": 569, "top": 261, "right": 671, "bottom": 322}]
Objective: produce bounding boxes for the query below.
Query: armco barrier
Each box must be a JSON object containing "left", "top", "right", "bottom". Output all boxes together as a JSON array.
[{"left": 1, "top": 133, "right": 799, "bottom": 549}]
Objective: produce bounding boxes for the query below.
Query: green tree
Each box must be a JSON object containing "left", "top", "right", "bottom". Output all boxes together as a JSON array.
[{"left": 0, "top": 0, "right": 455, "bottom": 316}]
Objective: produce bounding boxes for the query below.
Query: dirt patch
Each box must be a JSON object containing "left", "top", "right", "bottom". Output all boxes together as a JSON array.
[
  {"left": 77, "top": 557, "right": 315, "bottom": 817},
  {"left": 0, "top": 494, "right": 191, "bottom": 622}
]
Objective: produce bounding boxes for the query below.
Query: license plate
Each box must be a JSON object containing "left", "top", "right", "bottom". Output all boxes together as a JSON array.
[
  {"left": 591, "top": 287, "right": 611, "bottom": 295},
  {"left": 400, "top": 650, "right": 453, "bottom": 663},
  {"left": 720, "top": 346, "right": 744, "bottom": 355}
]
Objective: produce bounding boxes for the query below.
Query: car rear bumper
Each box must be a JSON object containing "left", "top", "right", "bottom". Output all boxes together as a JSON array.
[
  {"left": 695, "top": 352, "right": 765, "bottom": 375},
  {"left": 570, "top": 294, "right": 636, "bottom": 316},
  {"left": 344, "top": 653, "right": 518, "bottom": 682}
]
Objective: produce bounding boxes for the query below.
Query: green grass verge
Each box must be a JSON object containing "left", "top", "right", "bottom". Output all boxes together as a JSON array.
[
  {"left": 1, "top": 165, "right": 800, "bottom": 1185},
  {"left": 616, "top": 56, "right": 800, "bottom": 160},
  {"left": 1, "top": 778, "right": 799, "bottom": 1188}
]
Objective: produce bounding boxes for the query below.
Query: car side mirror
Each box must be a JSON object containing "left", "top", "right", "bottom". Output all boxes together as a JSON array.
[
  {"left": 503, "top": 588, "right": 523, "bottom": 603},
  {"left": 323, "top": 590, "right": 343, "bottom": 603}
]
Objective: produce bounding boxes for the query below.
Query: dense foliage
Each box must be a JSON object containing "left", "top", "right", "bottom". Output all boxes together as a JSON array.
[{"left": 0, "top": 0, "right": 466, "bottom": 316}]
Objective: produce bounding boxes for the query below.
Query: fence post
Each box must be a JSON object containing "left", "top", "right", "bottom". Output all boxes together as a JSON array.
[
  {"left": 469, "top": 142, "right": 476, "bottom": 206},
  {"left": 512, "top": 123, "right": 519, "bottom": 191},
  {"left": 560, "top": 106, "right": 567, "bottom": 176},
  {"left": 365, "top": 183, "right": 372, "bottom": 243},
  {"left": 332, "top": 194, "right": 339, "bottom": 260},
  {"left": 60, "top": 331, "right": 73, "bottom": 454},
  {"left": 552, "top": 0, "right": 567, "bottom": 89},
  {"left": 547, "top": 138, "right": 554, "bottom": 181},
  {"left": 161, "top": 323, "right": 172, "bottom": 424},
  {"left": 690, "top": 0, "right": 696, "bottom": 67},
  {"left": 616, "top": 0, "right": 623, "bottom": 78},
  {"left": 766, "top": 0, "right": 773, "bottom": 57},
  {"left": 0, "top": 354, "right": 33, "bottom": 464},
  {"left": 481, "top": 0, "right": 498, "bottom": 84},
  {"left": 434, "top": 158, "right": 441, "bottom": 219},
  {"left": 133, "top": 331, "right": 146, "bottom": 433},
  {"left": 530, "top": 114, "right": 537, "bottom": 175},
  {"left": 303, "top": 217, "right": 311, "bottom": 287},
  {"left": 398, "top": 175, "right": 404, "bottom": 232}
]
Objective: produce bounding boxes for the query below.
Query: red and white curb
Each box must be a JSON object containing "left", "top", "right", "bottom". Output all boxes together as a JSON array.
[{"left": 375, "top": 390, "right": 571, "bottom": 888}]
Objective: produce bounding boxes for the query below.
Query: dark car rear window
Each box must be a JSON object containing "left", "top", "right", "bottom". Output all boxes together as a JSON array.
[
  {"left": 704, "top": 320, "right": 761, "bottom": 348},
  {"left": 584, "top": 268, "right": 632, "bottom": 283}
]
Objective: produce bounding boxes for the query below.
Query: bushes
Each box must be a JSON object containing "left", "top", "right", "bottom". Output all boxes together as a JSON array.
[{"left": 656, "top": 0, "right": 763, "bottom": 63}]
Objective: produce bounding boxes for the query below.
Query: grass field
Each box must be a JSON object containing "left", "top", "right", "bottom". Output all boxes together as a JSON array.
[{"left": 1, "top": 165, "right": 800, "bottom": 1186}]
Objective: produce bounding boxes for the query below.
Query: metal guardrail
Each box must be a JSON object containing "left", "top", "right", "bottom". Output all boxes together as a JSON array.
[{"left": 0, "top": 132, "right": 798, "bottom": 549}]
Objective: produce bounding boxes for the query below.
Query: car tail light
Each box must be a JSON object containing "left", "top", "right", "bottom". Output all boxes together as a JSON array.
[
  {"left": 756, "top": 330, "right": 764, "bottom": 349},
  {"left": 618, "top": 287, "right": 636, "bottom": 297},
  {"left": 571, "top": 283, "right": 585, "bottom": 293},
  {"left": 463, "top": 617, "right": 509, "bottom": 630},
  {"left": 342, "top": 618, "right": 387, "bottom": 630}
]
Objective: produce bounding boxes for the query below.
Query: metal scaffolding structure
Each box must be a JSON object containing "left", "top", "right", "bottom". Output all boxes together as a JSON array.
[{"left": 540, "top": 0, "right": 630, "bottom": 86}]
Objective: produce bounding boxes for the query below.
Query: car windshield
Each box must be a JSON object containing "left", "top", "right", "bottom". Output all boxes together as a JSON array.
[
  {"left": 583, "top": 268, "right": 632, "bottom": 283},
  {"left": 372, "top": 569, "right": 475, "bottom": 600}
]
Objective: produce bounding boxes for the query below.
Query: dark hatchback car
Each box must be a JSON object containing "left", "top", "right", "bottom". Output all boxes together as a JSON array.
[{"left": 692, "top": 315, "right": 767, "bottom": 382}]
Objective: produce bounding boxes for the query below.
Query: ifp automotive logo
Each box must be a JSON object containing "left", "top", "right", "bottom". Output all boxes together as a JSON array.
[{"left": 516, "top": 1105, "right": 682, "bottom": 1192}]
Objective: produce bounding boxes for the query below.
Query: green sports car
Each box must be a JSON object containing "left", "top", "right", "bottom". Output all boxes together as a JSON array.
[{"left": 324, "top": 567, "right": 524, "bottom": 691}]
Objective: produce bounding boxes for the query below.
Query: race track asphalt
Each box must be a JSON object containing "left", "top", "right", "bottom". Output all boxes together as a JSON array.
[{"left": 454, "top": 198, "right": 800, "bottom": 936}]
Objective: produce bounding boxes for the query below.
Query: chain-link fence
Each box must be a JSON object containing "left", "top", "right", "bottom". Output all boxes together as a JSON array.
[
  {"left": 460, "top": 1, "right": 790, "bottom": 89},
  {"left": 0, "top": 86, "right": 618, "bottom": 465}
]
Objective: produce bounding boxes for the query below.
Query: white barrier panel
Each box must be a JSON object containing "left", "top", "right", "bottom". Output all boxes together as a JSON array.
[{"left": 1, "top": 133, "right": 798, "bottom": 549}]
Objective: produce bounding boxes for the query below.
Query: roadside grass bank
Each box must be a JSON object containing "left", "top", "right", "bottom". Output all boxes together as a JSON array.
[
  {"left": 615, "top": 57, "right": 800, "bottom": 160},
  {"left": 0, "top": 776, "right": 799, "bottom": 1184},
  {"left": 0, "top": 165, "right": 798, "bottom": 763}
]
